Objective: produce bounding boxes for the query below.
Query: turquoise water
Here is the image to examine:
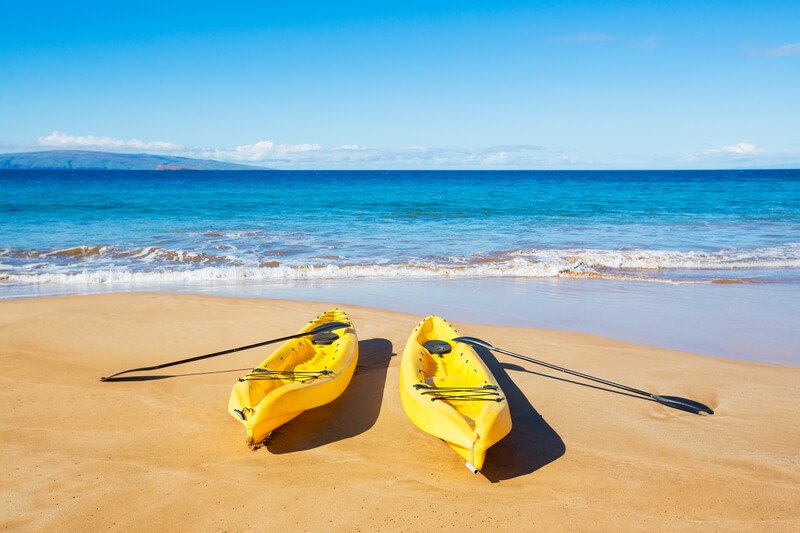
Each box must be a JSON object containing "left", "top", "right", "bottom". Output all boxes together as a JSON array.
[
  {"left": 2, "top": 169, "right": 799, "bottom": 361},
  {"left": 2, "top": 169, "right": 799, "bottom": 286}
]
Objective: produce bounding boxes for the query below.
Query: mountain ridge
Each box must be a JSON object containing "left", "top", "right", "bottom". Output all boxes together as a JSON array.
[{"left": 0, "top": 150, "right": 266, "bottom": 170}]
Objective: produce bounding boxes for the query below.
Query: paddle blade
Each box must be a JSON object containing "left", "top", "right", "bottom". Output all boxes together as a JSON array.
[
  {"left": 653, "top": 395, "right": 714, "bottom": 415},
  {"left": 452, "top": 336, "right": 494, "bottom": 350}
]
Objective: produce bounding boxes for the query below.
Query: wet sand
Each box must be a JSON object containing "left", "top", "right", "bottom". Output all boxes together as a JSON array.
[
  {"left": 8, "top": 277, "right": 797, "bottom": 363},
  {"left": 1, "top": 293, "right": 798, "bottom": 530}
]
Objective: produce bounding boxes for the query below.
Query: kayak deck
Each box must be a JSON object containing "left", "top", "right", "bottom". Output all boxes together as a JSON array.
[
  {"left": 228, "top": 309, "right": 357, "bottom": 445},
  {"left": 400, "top": 316, "right": 511, "bottom": 472}
]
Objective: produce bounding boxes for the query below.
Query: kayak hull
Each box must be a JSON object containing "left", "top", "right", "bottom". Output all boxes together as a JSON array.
[
  {"left": 228, "top": 309, "right": 358, "bottom": 445},
  {"left": 400, "top": 316, "right": 511, "bottom": 472}
]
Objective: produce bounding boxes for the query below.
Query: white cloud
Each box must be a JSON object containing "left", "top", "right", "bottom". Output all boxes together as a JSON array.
[
  {"left": 37, "top": 130, "right": 185, "bottom": 152},
  {"left": 213, "top": 140, "right": 323, "bottom": 162},
  {"left": 24, "top": 130, "right": 796, "bottom": 169},
  {"left": 481, "top": 151, "right": 509, "bottom": 165},
  {"left": 702, "top": 142, "right": 764, "bottom": 156},
  {"left": 214, "top": 142, "right": 568, "bottom": 169},
  {"left": 748, "top": 43, "right": 800, "bottom": 58},
  {"left": 680, "top": 142, "right": 766, "bottom": 164},
  {"left": 196, "top": 141, "right": 566, "bottom": 169},
  {"left": 23, "top": 131, "right": 578, "bottom": 169}
]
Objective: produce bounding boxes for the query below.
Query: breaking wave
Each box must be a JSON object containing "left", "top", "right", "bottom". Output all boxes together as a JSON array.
[
  {"left": 0, "top": 245, "right": 238, "bottom": 265},
  {"left": 1, "top": 243, "right": 799, "bottom": 285}
]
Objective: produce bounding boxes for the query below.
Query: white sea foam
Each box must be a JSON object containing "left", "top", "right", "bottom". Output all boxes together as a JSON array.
[
  {"left": 504, "top": 244, "right": 800, "bottom": 270},
  {"left": 2, "top": 244, "right": 800, "bottom": 285}
]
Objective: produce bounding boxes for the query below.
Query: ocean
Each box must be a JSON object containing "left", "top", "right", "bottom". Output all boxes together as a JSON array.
[
  {"left": 2, "top": 169, "right": 799, "bottom": 284},
  {"left": 2, "top": 169, "right": 799, "bottom": 362}
]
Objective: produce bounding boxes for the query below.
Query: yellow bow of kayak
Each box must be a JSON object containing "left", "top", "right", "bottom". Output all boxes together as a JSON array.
[
  {"left": 228, "top": 309, "right": 358, "bottom": 445},
  {"left": 400, "top": 315, "right": 512, "bottom": 473}
]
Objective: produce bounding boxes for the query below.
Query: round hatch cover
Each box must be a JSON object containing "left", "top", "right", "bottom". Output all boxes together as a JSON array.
[
  {"left": 312, "top": 331, "right": 340, "bottom": 345},
  {"left": 423, "top": 340, "right": 452, "bottom": 354}
]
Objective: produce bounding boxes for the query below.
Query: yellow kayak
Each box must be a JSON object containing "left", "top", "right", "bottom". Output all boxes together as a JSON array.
[
  {"left": 400, "top": 315, "right": 512, "bottom": 473},
  {"left": 228, "top": 309, "right": 357, "bottom": 445}
]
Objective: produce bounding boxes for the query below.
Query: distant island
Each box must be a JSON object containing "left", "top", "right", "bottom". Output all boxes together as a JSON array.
[{"left": 0, "top": 150, "right": 265, "bottom": 170}]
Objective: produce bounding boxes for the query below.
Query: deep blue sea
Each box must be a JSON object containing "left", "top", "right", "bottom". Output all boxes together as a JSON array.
[{"left": 2, "top": 169, "right": 799, "bottom": 287}]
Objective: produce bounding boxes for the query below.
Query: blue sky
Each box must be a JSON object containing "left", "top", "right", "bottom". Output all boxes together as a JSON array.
[{"left": 1, "top": 0, "right": 798, "bottom": 169}]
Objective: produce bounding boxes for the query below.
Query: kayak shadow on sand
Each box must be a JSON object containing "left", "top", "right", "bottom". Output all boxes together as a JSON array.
[
  {"left": 472, "top": 345, "right": 566, "bottom": 483},
  {"left": 265, "top": 338, "right": 394, "bottom": 454}
]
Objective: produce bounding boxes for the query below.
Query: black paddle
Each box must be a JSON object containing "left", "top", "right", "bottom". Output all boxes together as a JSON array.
[
  {"left": 100, "top": 321, "right": 351, "bottom": 382},
  {"left": 452, "top": 336, "right": 714, "bottom": 415}
]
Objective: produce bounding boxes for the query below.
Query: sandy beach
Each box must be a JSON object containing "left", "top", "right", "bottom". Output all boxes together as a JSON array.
[{"left": 1, "top": 293, "right": 798, "bottom": 531}]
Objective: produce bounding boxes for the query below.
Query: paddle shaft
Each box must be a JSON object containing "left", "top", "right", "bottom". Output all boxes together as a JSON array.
[
  {"left": 488, "top": 346, "right": 657, "bottom": 400},
  {"left": 100, "top": 322, "right": 349, "bottom": 381},
  {"left": 452, "top": 336, "right": 710, "bottom": 414}
]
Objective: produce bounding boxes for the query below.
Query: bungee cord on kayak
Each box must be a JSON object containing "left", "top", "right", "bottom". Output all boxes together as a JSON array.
[
  {"left": 239, "top": 368, "right": 335, "bottom": 383},
  {"left": 413, "top": 383, "right": 504, "bottom": 402}
]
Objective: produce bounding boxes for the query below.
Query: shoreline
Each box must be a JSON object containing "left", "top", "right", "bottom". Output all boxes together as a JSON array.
[
  {"left": 1, "top": 293, "right": 798, "bottom": 530},
  {"left": 3, "top": 276, "right": 797, "bottom": 364}
]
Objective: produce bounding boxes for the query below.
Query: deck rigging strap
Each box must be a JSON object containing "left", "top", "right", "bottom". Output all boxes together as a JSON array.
[
  {"left": 413, "top": 384, "right": 504, "bottom": 402},
  {"left": 239, "top": 368, "right": 334, "bottom": 383}
]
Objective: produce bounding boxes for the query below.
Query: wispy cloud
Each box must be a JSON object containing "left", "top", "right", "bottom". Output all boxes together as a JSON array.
[
  {"left": 553, "top": 33, "right": 617, "bottom": 44},
  {"left": 680, "top": 142, "right": 766, "bottom": 164},
  {"left": 747, "top": 43, "right": 800, "bottom": 58},
  {"left": 209, "top": 140, "right": 322, "bottom": 162},
  {"left": 703, "top": 142, "right": 764, "bottom": 156},
  {"left": 23, "top": 131, "right": 792, "bottom": 169},
  {"left": 678, "top": 142, "right": 800, "bottom": 169},
  {"left": 208, "top": 143, "right": 573, "bottom": 169},
  {"left": 37, "top": 130, "right": 185, "bottom": 152},
  {"left": 24, "top": 131, "right": 575, "bottom": 169}
]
